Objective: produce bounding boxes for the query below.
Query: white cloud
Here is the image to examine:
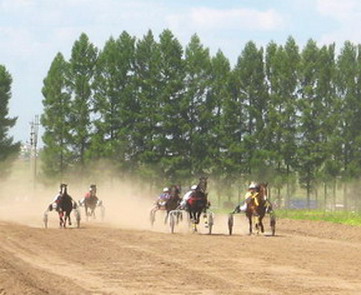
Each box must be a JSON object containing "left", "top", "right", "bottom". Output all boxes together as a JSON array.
[
  {"left": 167, "top": 7, "right": 284, "bottom": 33},
  {"left": 0, "top": 0, "right": 35, "bottom": 10},
  {"left": 191, "top": 7, "right": 284, "bottom": 30},
  {"left": 316, "top": 0, "right": 361, "bottom": 45},
  {"left": 316, "top": 0, "right": 357, "bottom": 20}
]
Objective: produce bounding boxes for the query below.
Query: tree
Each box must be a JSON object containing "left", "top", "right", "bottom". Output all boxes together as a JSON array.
[
  {"left": 335, "top": 41, "right": 361, "bottom": 209},
  {"left": 66, "top": 33, "right": 98, "bottom": 168},
  {"left": 183, "top": 34, "right": 212, "bottom": 176},
  {"left": 91, "top": 32, "right": 136, "bottom": 171},
  {"left": 265, "top": 37, "right": 300, "bottom": 205},
  {"left": 208, "top": 50, "right": 232, "bottom": 203},
  {"left": 133, "top": 30, "right": 163, "bottom": 182},
  {"left": 0, "top": 65, "right": 20, "bottom": 177},
  {"left": 296, "top": 39, "right": 325, "bottom": 208},
  {"left": 233, "top": 41, "right": 269, "bottom": 178},
  {"left": 157, "top": 29, "right": 187, "bottom": 182},
  {"left": 41, "top": 53, "right": 72, "bottom": 177}
]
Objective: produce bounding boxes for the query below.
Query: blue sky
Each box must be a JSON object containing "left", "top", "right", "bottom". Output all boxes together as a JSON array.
[{"left": 1, "top": 0, "right": 361, "bottom": 145}]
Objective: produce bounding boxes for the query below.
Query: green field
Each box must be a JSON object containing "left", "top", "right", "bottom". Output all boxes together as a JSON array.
[{"left": 276, "top": 210, "right": 361, "bottom": 226}]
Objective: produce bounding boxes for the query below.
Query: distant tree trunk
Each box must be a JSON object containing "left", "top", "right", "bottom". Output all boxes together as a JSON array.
[
  {"left": 323, "top": 182, "right": 327, "bottom": 210},
  {"left": 306, "top": 182, "right": 311, "bottom": 209},
  {"left": 333, "top": 180, "right": 337, "bottom": 211},
  {"left": 343, "top": 183, "right": 348, "bottom": 211}
]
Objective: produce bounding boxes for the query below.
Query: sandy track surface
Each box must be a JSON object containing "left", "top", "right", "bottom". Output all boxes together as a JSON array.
[{"left": 0, "top": 211, "right": 361, "bottom": 295}]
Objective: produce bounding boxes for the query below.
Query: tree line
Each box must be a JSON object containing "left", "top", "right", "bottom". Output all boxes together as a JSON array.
[
  {"left": 39, "top": 30, "right": 361, "bottom": 209},
  {"left": 0, "top": 65, "right": 20, "bottom": 178}
]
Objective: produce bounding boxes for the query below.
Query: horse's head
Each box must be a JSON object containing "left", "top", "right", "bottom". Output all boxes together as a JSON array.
[
  {"left": 169, "top": 185, "right": 180, "bottom": 198},
  {"left": 258, "top": 183, "right": 268, "bottom": 200},
  {"left": 198, "top": 176, "right": 208, "bottom": 194},
  {"left": 60, "top": 183, "right": 68, "bottom": 195}
]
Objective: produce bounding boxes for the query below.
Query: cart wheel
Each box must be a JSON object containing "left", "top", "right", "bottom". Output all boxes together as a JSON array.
[
  {"left": 228, "top": 213, "right": 234, "bottom": 235},
  {"left": 43, "top": 212, "right": 48, "bottom": 229},
  {"left": 150, "top": 208, "right": 156, "bottom": 226},
  {"left": 270, "top": 214, "right": 276, "bottom": 236},
  {"left": 75, "top": 209, "right": 81, "bottom": 228},
  {"left": 207, "top": 212, "right": 214, "bottom": 235},
  {"left": 170, "top": 213, "right": 176, "bottom": 233}
]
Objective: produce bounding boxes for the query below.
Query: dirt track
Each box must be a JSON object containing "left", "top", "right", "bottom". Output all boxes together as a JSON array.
[{"left": 1, "top": 209, "right": 361, "bottom": 295}]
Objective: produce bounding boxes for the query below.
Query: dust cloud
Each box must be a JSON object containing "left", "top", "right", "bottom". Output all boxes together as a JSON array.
[
  {"left": 0, "top": 160, "right": 166, "bottom": 231},
  {"left": 0, "top": 159, "right": 253, "bottom": 235}
]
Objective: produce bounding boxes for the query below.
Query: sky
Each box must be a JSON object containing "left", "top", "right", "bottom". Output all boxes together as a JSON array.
[{"left": 1, "top": 0, "right": 361, "bottom": 146}]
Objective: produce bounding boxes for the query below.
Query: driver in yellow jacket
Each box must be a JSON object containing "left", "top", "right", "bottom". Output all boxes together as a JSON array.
[{"left": 233, "top": 182, "right": 260, "bottom": 213}]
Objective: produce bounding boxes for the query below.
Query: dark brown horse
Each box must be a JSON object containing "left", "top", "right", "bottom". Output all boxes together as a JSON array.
[
  {"left": 245, "top": 183, "right": 268, "bottom": 235},
  {"left": 186, "top": 176, "right": 209, "bottom": 232},
  {"left": 57, "top": 184, "right": 77, "bottom": 228}
]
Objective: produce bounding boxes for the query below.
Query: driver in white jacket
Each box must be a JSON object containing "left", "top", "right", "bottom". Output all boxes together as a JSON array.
[{"left": 179, "top": 185, "right": 198, "bottom": 209}]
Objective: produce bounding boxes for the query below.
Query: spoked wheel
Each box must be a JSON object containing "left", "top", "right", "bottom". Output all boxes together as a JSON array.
[
  {"left": 206, "top": 212, "right": 214, "bottom": 235},
  {"left": 169, "top": 210, "right": 182, "bottom": 234},
  {"left": 150, "top": 208, "right": 157, "bottom": 226},
  {"left": 270, "top": 213, "right": 276, "bottom": 236},
  {"left": 228, "top": 213, "right": 234, "bottom": 235},
  {"left": 170, "top": 213, "right": 176, "bottom": 234},
  {"left": 43, "top": 212, "right": 48, "bottom": 229},
  {"left": 74, "top": 209, "right": 81, "bottom": 228}
]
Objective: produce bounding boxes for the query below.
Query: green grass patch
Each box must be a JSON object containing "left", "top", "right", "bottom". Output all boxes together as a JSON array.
[{"left": 276, "top": 209, "right": 361, "bottom": 226}]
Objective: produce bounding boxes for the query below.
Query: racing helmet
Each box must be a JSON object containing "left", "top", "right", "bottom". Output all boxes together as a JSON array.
[
  {"left": 191, "top": 185, "right": 198, "bottom": 190},
  {"left": 249, "top": 182, "right": 258, "bottom": 189},
  {"left": 163, "top": 187, "right": 169, "bottom": 192}
]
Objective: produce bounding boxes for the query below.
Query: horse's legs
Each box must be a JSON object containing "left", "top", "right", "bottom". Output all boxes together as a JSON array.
[
  {"left": 85, "top": 205, "right": 89, "bottom": 221},
  {"left": 248, "top": 215, "right": 253, "bottom": 235},
  {"left": 164, "top": 211, "right": 169, "bottom": 224},
  {"left": 259, "top": 216, "right": 264, "bottom": 233},
  {"left": 59, "top": 212, "right": 64, "bottom": 228},
  {"left": 195, "top": 211, "right": 202, "bottom": 225},
  {"left": 189, "top": 211, "right": 197, "bottom": 232},
  {"left": 67, "top": 212, "right": 72, "bottom": 226}
]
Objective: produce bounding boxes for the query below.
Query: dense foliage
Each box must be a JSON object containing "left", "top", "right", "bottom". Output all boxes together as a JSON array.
[
  {"left": 41, "top": 31, "right": 361, "bottom": 209},
  {"left": 0, "top": 65, "right": 20, "bottom": 178}
]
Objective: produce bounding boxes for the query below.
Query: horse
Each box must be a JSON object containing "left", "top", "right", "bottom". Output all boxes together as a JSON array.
[
  {"left": 245, "top": 183, "right": 273, "bottom": 235},
  {"left": 57, "top": 184, "right": 77, "bottom": 228},
  {"left": 186, "top": 176, "right": 209, "bottom": 232},
  {"left": 150, "top": 185, "right": 181, "bottom": 226}
]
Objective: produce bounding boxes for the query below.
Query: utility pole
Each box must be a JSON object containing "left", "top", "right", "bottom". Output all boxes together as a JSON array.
[{"left": 30, "top": 115, "right": 40, "bottom": 193}]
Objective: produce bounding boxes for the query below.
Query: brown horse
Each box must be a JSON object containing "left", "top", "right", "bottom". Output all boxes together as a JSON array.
[
  {"left": 245, "top": 183, "right": 269, "bottom": 235},
  {"left": 186, "top": 176, "right": 209, "bottom": 232},
  {"left": 56, "top": 184, "right": 78, "bottom": 228}
]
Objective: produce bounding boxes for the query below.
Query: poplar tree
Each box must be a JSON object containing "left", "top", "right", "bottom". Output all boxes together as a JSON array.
[
  {"left": 297, "top": 39, "right": 324, "bottom": 207},
  {"left": 157, "top": 29, "right": 187, "bottom": 182},
  {"left": 265, "top": 37, "right": 300, "bottom": 204},
  {"left": 0, "top": 65, "right": 19, "bottom": 177},
  {"left": 133, "top": 30, "right": 162, "bottom": 181},
  {"left": 91, "top": 32, "right": 136, "bottom": 169},
  {"left": 41, "top": 53, "right": 71, "bottom": 177},
  {"left": 233, "top": 41, "right": 269, "bottom": 178},
  {"left": 67, "top": 33, "right": 98, "bottom": 167},
  {"left": 183, "top": 34, "right": 212, "bottom": 176}
]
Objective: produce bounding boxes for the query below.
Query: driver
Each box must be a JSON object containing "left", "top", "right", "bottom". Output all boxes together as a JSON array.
[
  {"left": 155, "top": 187, "right": 171, "bottom": 208},
  {"left": 233, "top": 182, "right": 259, "bottom": 213},
  {"left": 79, "top": 184, "right": 98, "bottom": 206},
  {"left": 48, "top": 183, "right": 67, "bottom": 211},
  {"left": 179, "top": 184, "right": 198, "bottom": 209}
]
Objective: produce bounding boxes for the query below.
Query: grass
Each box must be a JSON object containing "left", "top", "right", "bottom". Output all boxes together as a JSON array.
[{"left": 276, "top": 209, "right": 361, "bottom": 226}]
